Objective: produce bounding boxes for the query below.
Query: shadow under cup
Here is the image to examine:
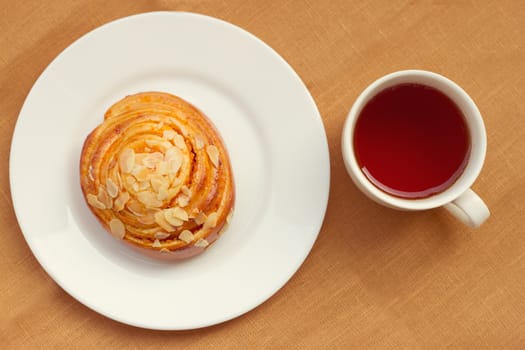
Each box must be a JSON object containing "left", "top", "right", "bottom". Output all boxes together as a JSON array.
[{"left": 341, "top": 70, "right": 487, "bottom": 212}]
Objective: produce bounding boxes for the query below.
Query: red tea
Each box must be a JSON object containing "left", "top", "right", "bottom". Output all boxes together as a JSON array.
[{"left": 353, "top": 83, "right": 470, "bottom": 199}]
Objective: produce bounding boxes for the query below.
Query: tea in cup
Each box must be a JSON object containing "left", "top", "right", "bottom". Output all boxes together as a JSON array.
[{"left": 341, "top": 70, "right": 489, "bottom": 227}]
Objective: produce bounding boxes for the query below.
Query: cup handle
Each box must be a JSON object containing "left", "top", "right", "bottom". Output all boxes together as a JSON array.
[{"left": 443, "top": 189, "right": 490, "bottom": 228}]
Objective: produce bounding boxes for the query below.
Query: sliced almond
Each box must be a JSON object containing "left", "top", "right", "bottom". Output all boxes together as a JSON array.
[
  {"left": 203, "top": 212, "right": 218, "bottom": 230},
  {"left": 178, "top": 230, "right": 194, "bottom": 243},
  {"left": 154, "top": 211, "right": 175, "bottom": 232},
  {"left": 88, "top": 165, "right": 95, "bottom": 182},
  {"left": 181, "top": 185, "right": 192, "bottom": 197},
  {"left": 116, "top": 171, "right": 122, "bottom": 189},
  {"left": 87, "top": 193, "right": 106, "bottom": 210},
  {"left": 226, "top": 210, "right": 234, "bottom": 224},
  {"left": 134, "top": 152, "right": 148, "bottom": 166},
  {"left": 165, "top": 147, "right": 182, "bottom": 162},
  {"left": 168, "top": 159, "right": 182, "bottom": 175},
  {"left": 154, "top": 232, "right": 171, "bottom": 239},
  {"left": 194, "top": 238, "right": 209, "bottom": 248},
  {"left": 173, "top": 134, "right": 186, "bottom": 149},
  {"left": 176, "top": 195, "right": 189, "bottom": 208},
  {"left": 206, "top": 145, "right": 219, "bottom": 168},
  {"left": 119, "top": 148, "right": 135, "bottom": 173},
  {"left": 106, "top": 178, "right": 119, "bottom": 198},
  {"left": 164, "top": 187, "right": 178, "bottom": 199},
  {"left": 146, "top": 152, "right": 164, "bottom": 165},
  {"left": 171, "top": 177, "right": 182, "bottom": 187},
  {"left": 152, "top": 151, "right": 164, "bottom": 160},
  {"left": 163, "top": 129, "right": 176, "bottom": 140},
  {"left": 126, "top": 200, "right": 145, "bottom": 217},
  {"left": 195, "top": 135, "right": 204, "bottom": 150},
  {"left": 189, "top": 208, "right": 200, "bottom": 219},
  {"left": 163, "top": 209, "right": 185, "bottom": 227},
  {"left": 137, "top": 214, "right": 156, "bottom": 225},
  {"left": 137, "top": 191, "right": 163, "bottom": 208},
  {"left": 156, "top": 182, "right": 171, "bottom": 201},
  {"left": 165, "top": 147, "right": 182, "bottom": 174},
  {"left": 150, "top": 175, "right": 164, "bottom": 193},
  {"left": 165, "top": 216, "right": 184, "bottom": 227},
  {"left": 156, "top": 161, "right": 169, "bottom": 175},
  {"left": 125, "top": 175, "right": 137, "bottom": 188},
  {"left": 141, "top": 156, "right": 155, "bottom": 169},
  {"left": 140, "top": 181, "right": 153, "bottom": 191},
  {"left": 171, "top": 207, "right": 189, "bottom": 221},
  {"left": 97, "top": 187, "right": 113, "bottom": 209},
  {"left": 194, "top": 211, "right": 206, "bottom": 225},
  {"left": 113, "top": 191, "right": 130, "bottom": 211},
  {"left": 145, "top": 139, "right": 160, "bottom": 148},
  {"left": 132, "top": 165, "right": 150, "bottom": 182},
  {"left": 160, "top": 248, "right": 171, "bottom": 254},
  {"left": 152, "top": 239, "right": 162, "bottom": 248},
  {"left": 109, "top": 218, "right": 126, "bottom": 239},
  {"left": 156, "top": 121, "right": 164, "bottom": 130}
]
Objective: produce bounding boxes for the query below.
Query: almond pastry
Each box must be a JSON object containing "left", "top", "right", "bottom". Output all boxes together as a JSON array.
[{"left": 80, "top": 92, "right": 235, "bottom": 259}]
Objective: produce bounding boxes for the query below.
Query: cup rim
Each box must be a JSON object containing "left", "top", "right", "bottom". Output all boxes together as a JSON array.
[{"left": 341, "top": 69, "right": 487, "bottom": 210}]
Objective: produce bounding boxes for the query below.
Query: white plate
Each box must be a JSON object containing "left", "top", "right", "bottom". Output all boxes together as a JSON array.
[{"left": 10, "top": 12, "right": 329, "bottom": 330}]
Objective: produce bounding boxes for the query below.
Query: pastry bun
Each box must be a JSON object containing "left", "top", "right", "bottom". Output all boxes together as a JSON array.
[{"left": 80, "top": 92, "right": 235, "bottom": 259}]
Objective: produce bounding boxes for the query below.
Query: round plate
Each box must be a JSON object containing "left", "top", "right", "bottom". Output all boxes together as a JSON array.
[{"left": 10, "top": 12, "right": 329, "bottom": 330}]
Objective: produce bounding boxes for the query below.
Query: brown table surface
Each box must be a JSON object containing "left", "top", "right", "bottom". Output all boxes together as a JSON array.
[{"left": 2, "top": 1, "right": 524, "bottom": 348}]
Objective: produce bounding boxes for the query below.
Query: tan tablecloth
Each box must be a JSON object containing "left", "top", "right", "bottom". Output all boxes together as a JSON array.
[{"left": 2, "top": 1, "right": 524, "bottom": 348}]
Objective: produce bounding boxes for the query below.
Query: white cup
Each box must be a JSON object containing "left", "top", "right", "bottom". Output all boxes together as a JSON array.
[{"left": 341, "top": 70, "right": 490, "bottom": 227}]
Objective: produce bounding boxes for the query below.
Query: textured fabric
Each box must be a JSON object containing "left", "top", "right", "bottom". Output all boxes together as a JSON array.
[{"left": 1, "top": 0, "right": 524, "bottom": 348}]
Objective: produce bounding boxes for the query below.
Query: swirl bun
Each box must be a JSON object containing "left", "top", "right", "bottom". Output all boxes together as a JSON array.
[{"left": 80, "top": 92, "right": 235, "bottom": 259}]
